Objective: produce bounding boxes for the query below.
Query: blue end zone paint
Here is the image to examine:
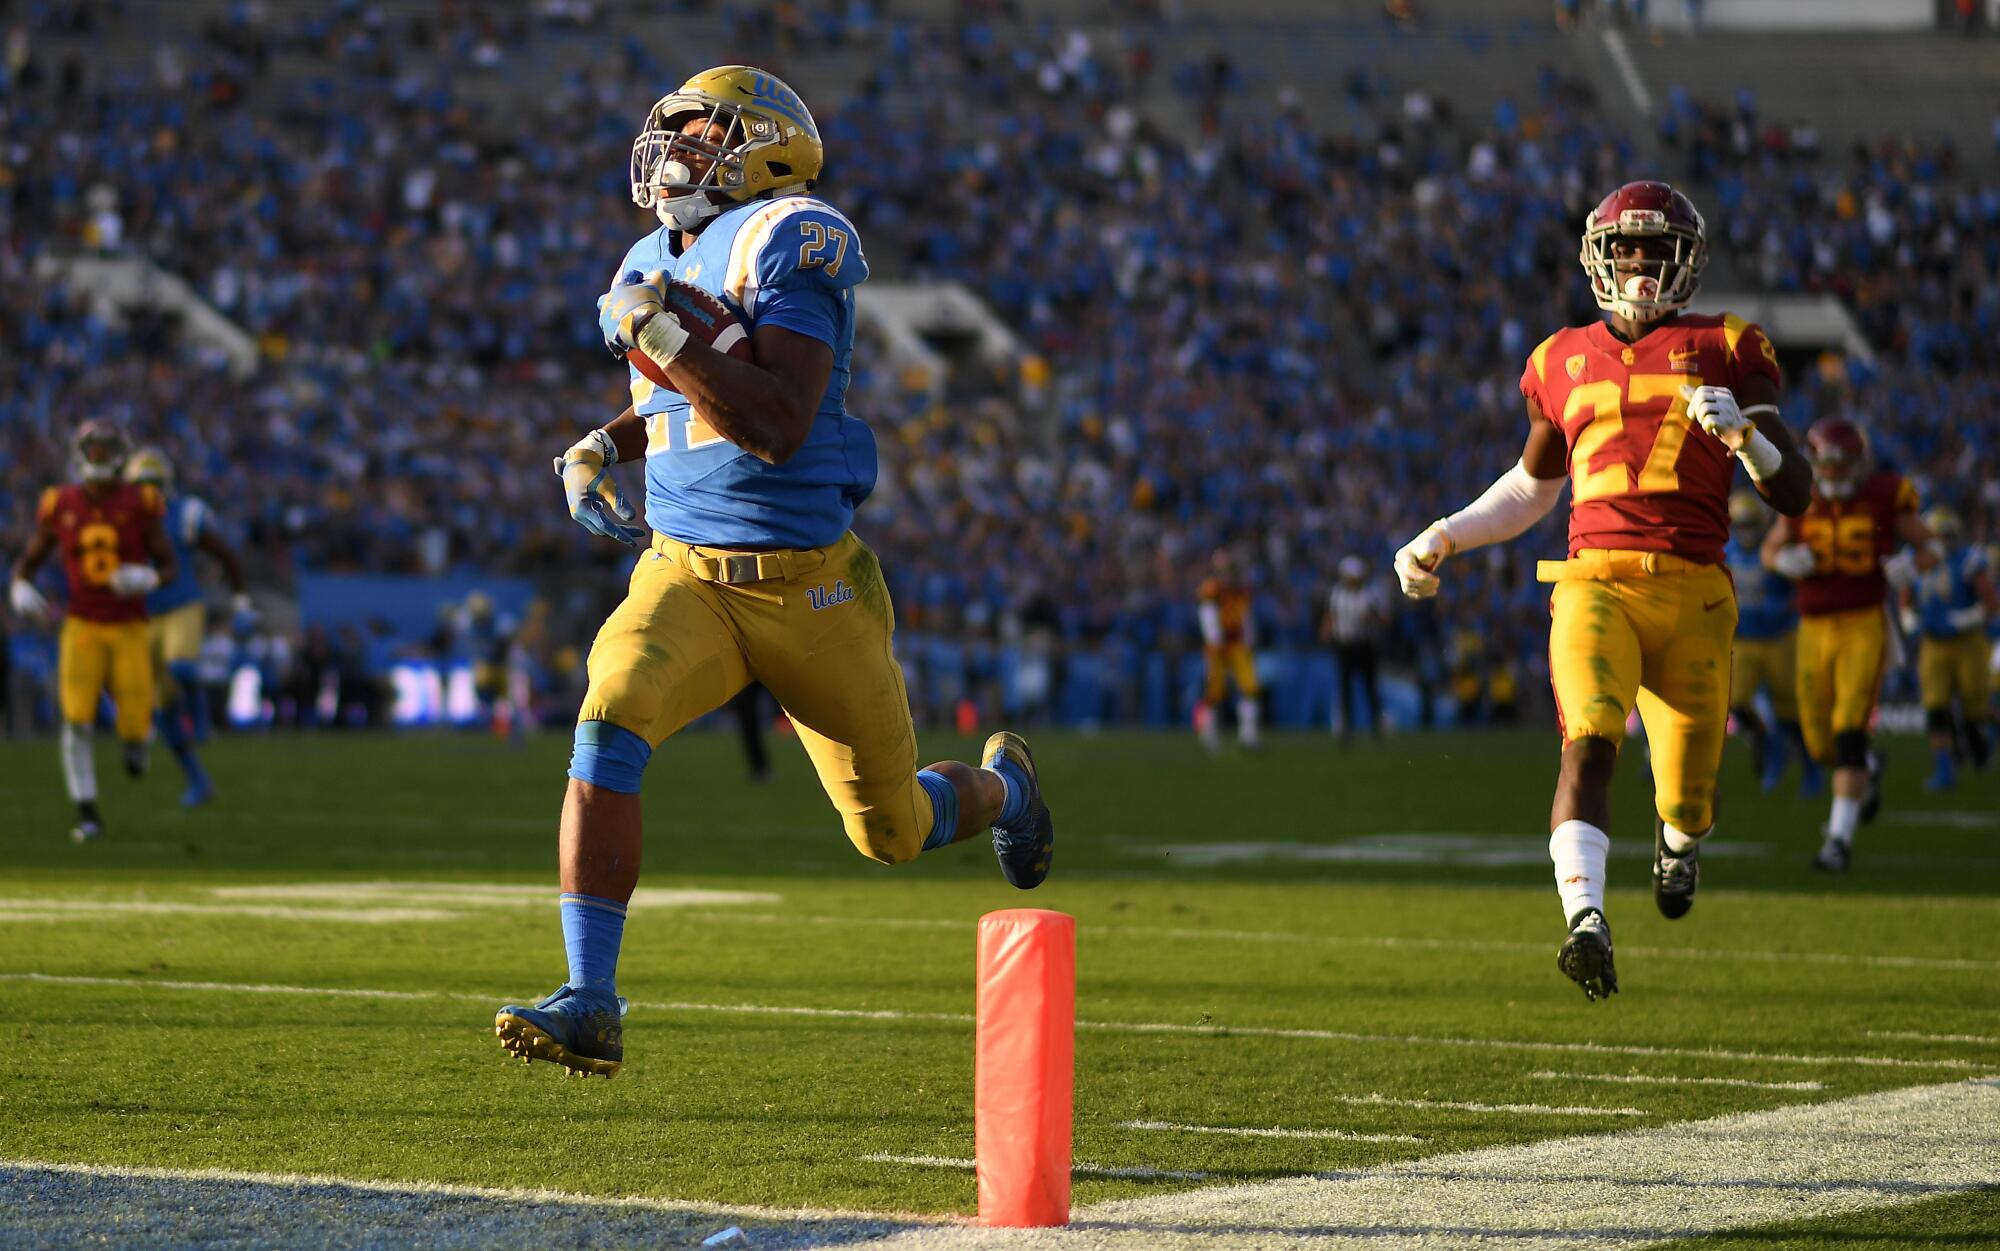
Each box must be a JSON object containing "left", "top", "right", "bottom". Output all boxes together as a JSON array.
[{"left": 0, "top": 1161, "right": 922, "bottom": 1250}]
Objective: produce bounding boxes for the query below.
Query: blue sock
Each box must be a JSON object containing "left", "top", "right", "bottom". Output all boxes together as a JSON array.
[
  {"left": 1932, "top": 747, "right": 1955, "bottom": 786},
  {"left": 560, "top": 893, "right": 627, "bottom": 995},
  {"left": 987, "top": 757, "right": 1030, "bottom": 830},
  {"left": 917, "top": 769, "right": 959, "bottom": 850},
  {"left": 155, "top": 704, "right": 207, "bottom": 786}
]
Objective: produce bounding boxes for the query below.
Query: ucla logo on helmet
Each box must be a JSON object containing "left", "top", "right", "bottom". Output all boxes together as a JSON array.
[{"left": 742, "top": 73, "right": 813, "bottom": 135}]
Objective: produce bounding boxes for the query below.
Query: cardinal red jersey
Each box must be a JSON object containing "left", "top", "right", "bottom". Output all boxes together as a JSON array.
[
  {"left": 1774, "top": 471, "right": 1918, "bottom": 616},
  {"left": 36, "top": 482, "right": 165, "bottom": 624},
  {"left": 1198, "top": 579, "right": 1252, "bottom": 645},
  {"left": 1520, "top": 314, "right": 1782, "bottom": 565}
]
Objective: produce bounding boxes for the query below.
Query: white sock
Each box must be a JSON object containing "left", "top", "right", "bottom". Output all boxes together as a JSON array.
[
  {"left": 60, "top": 722, "right": 97, "bottom": 805},
  {"left": 1828, "top": 796, "right": 1861, "bottom": 844},
  {"left": 1550, "top": 819, "right": 1610, "bottom": 922},
  {"left": 1661, "top": 820, "right": 1705, "bottom": 854},
  {"left": 1237, "top": 697, "right": 1260, "bottom": 745}
]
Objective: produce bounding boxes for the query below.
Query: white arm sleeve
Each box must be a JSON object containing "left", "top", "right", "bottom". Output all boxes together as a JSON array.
[
  {"left": 1436, "top": 460, "right": 1566, "bottom": 554},
  {"left": 1198, "top": 602, "right": 1224, "bottom": 647}
]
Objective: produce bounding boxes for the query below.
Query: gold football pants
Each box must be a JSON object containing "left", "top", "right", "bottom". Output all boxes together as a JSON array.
[
  {"left": 1794, "top": 607, "right": 1886, "bottom": 763},
  {"left": 1730, "top": 632, "right": 1798, "bottom": 722},
  {"left": 1542, "top": 550, "right": 1736, "bottom": 833},
  {"left": 1918, "top": 631, "right": 1989, "bottom": 713},
  {"left": 59, "top": 617, "right": 153, "bottom": 741},
  {"left": 578, "top": 531, "right": 931, "bottom": 865}
]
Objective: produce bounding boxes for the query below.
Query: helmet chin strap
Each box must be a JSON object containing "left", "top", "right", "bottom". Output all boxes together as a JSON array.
[{"left": 650, "top": 160, "right": 722, "bottom": 231}]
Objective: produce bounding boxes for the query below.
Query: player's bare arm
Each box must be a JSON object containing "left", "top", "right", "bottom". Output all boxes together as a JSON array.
[
  {"left": 194, "top": 523, "right": 249, "bottom": 595},
  {"left": 141, "top": 514, "right": 179, "bottom": 589},
  {"left": 657, "top": 323, "right": 831, "bottom": 466},
  {"left": 1730, "top": 374, "right": 1811, "bottom": 515},
  {"left": 8, "top": 522, "right": 57, "bottom": 621}
]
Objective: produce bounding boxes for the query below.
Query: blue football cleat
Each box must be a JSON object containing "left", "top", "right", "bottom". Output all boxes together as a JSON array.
[
  {"left": 494, "top": 985, "right": 625, "bottom": 1077},
  {"left": 181, "top": 775, "right": 214, "bottom": 808},
  {"left": 984, "top": 730, "right": 1054, "bottom": 890}
]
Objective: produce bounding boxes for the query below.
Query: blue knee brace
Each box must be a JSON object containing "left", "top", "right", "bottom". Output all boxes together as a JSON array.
[{"left": 568, "top": 721, "right": 652, "bottom": 793}]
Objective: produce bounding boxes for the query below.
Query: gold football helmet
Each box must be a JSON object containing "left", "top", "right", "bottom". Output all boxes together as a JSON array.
[
  {"left": 1922, "top": 505, "right": 1961, "bottom": 542},
  {"left": 124, "top": 445, "right": 175, "bottom": 493},
  {"left": 629, "top": 65, "right": 823, "bottom": 231}
]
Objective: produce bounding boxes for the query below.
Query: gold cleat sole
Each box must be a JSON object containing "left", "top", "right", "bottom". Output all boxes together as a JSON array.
[{"left": 494, "top": 1013, "right": 621, "bottom": 1078}]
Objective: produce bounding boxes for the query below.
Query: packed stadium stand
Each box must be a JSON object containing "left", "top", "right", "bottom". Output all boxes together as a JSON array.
[{"left": 5, "top": 0, "right": 1998, "bottom": 732}]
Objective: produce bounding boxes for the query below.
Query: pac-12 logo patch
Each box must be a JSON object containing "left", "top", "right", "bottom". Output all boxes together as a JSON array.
[{"left": 1565, "top": 354, "right": 1586, "bottom": 381}]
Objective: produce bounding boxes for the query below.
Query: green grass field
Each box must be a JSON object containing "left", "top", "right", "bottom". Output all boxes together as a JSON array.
[{"left": 1, "top": 726, "right": 1995, "bottom": 1249}]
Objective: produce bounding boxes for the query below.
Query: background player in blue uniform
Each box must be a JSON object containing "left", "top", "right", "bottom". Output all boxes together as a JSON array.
[
  {"left": 125, "top": 448, "right": 255, "bottom": 806},
  {"left": 1724, "top": 491, "right": 1821, "bottom": 795},
  {"left": 1908, "top": 506, "right": 1998, "bottom": 790},
  {"left": 495, "top": 67, "right": 1057, "bottom": 1078}
]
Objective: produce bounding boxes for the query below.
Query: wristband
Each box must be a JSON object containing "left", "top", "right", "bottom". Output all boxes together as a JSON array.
[{"left": 1736, "top": 428, "right": 1783, "bottom": 481}]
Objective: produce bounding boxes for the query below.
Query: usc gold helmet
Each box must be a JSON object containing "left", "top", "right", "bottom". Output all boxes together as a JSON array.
[
  {"left": 124, "top": 445, "right": 175, "bottom": 493},
  {"left": 628, "top": 65, "right": 823, "bottom": 232}
]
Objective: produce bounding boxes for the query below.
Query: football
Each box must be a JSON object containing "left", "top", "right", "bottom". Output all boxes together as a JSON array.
[{"left": 627, "top": 280, "right": 751, "bottom": 387}]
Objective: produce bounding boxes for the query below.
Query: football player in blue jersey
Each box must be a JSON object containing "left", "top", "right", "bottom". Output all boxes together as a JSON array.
[
  {"left": 496, "top": 67, "right": 1056, "bottom": 1078},
  {"left": 1723, "top": 491, "right": 1821, "bottom": 795},
  {"left": 124, "top": 448, "right": 255, "bottom": 807},
  {"left": 1908, "top": 506, "right": 1997, "bottom": 790}
]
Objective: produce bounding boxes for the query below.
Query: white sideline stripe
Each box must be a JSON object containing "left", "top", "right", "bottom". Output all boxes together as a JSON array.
[
  {"left": 1869, "top": 1030, "right": 2000, "bottom": 1046},
  {"left": 859, "top": 1079, "right": 2000, "bottom": 1249},
  {"left": 210, "top": 883, "right": 782, "bottom": 909},
  {"left": 3, "top": 973, "right": 1980, "bottom": 1073},
  {"left": 680, "top": 910, "right": 2000, "bottom": 973},
  {"left": 1119, "top": 1121, "right": 1421, "bottom": 1144},
  {"left": 0, "top": 900, "right": 461, "bottom": 924},
  {"left": 1326, "top": 1093, "right": 1646, "bottom": 1118},
  {"left": 860, "top": 1154, "right": 1208, "bottom": 1183},
  {"left": 1528, "top": 1070, "right": 1825, "bottom": 1092},
  {"left": 1601, "top": 27, "right": 1654, "bottom": 115},
  {"left": 0, "top": 1156, "right": 921, "bottom": 1225}
]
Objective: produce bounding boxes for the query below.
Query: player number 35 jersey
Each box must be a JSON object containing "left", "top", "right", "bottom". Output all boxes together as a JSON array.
[
  {"left": 1521, "top": 315, "right": 1782, "bottom": 566},
  {"left": 611, "top": 194, "right": 875, "bottom": 551}
]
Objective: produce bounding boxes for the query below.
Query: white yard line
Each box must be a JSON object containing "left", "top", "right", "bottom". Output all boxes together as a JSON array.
[
  {"left": 677, "top": 910, "right": 2000, "bottom": 974},
  {"left": 0, "top": 899, "right": 461, "bottom": 924},
  {"left": 1325, "top": 1093, "right": 1645, "bottom": 1117},
  {"left": 857, "top": 1078, "right": 2000, "bottom": 1249},
  {"left": 1868, "top": 1030, "right": 2000, "bottom": 1046},
  {"left": 1528, "top": 1070, "right": 1825, "bottom": 1091},
  {"left": 3, "top": 972, "right": 1981, "bottom": 1073},
  {"left": 1118, "top": 1121, "right": 1420, "bottom": 1144},
  {"left": 861, "top": 1155, "right": 1208, "bottom": 1183}
]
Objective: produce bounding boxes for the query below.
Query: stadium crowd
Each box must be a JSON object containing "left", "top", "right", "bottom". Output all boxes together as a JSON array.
[{"left": 4, "top": 1, "right": 1997, "bottom": 729}]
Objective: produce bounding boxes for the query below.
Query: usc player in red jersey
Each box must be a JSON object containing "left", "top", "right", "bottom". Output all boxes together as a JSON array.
[
  {"left": 1761, "top": 418, "right": 1936, "bottom": 873},
  {"left": 1392, "top": 182, "right": 1812, "bottom": 1001},
  {"left": 9, "top": 422, "right": 177, "bottom": 843},
  {"left": 1195, "top": 549, "right": 1261, "bottom": 751}
]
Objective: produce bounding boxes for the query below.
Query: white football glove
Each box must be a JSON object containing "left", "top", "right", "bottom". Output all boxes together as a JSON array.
[
  {"left": 555, "top": 429, "right": 648, "bottom": 548},
  {"left": 1772, "top": 544, "right": 1818, "bottom": 580},
  {"left": 1682, "top": 384, "right": 1751, "bottom": 451},
  {"left": 597, "top": 270, "right": 688, "bottom": 369},
  {"left": 108, "top": 564, "right": 160, "bottom": 597},
  {"left": 1393, "top": 523, "right": 1454, "bottom": 599},
  {"left": 1882, "top": 548, "right": 1919, "bottom": 591},
  {"left": 9, "top": 577, "right": 50, "bottom": 623}
]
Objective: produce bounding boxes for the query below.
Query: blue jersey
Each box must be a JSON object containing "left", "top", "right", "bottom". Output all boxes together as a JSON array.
[
  {"left": 1726, "top": 537, "right": 1796, "bottom": 640},
  {"left": 1916, "top": 543, "right": 1988, "bottom": 639},
  {"left": 612, "top": 195, "right": 875, "bottom": 550},
  {"left": 146, "top": 494, "right": 212, "bottom": 615}
]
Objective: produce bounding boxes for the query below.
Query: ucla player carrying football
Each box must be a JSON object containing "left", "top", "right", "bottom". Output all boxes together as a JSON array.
[
  {"left": 496, "top": 67, "right": 1056, "bottom": 1077},
  {"left": 1392, "top": 182, "right": 1813, "bottom": 1000}
]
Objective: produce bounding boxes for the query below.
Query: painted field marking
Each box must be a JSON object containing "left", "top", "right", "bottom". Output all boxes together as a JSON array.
[
  {"left": 676, "top": 909, "right": 2000, "bottom": 974},
  {"left": 1118, "top": 1121, "right": 1420, "bottom": 1144},
  {"left": 1528, "top": 1070, "right": 1825, "bottom": 1092},
  {"left": 208, "top": 883, "right": 782, "bottom": 909},
  {"left": 1325, "top": 1092, "right": 1646, "bottom": 1117},
  {"left": 1868, "top": 1030, "right": 2000, "bottom": 1046},
  {"left": 0, "top": 900, "right": 460, "bottom": 924},
  {"left": 1149, "top": 835, "right": 1768, "bottom": 869},
  {"left": 2, "top": 972, "right": 1983, "bottom": 1073},
  {"left": 857, "top": 1078, "right": 2000, "bottom": 1249},
  {"left": 0, "top": 886, "right": 780, "bottom": 926},
  {"left": 860, "top": 1154, "right": 1207, "bottom": 1183}
]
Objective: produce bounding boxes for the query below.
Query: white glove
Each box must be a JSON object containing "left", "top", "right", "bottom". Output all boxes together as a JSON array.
[
  {"left": 598, "top": 270, "right": 689, "bottom": 369},
  {"left": 1682, "top": 385, "right": 1750, "bottom": 451},
  {"left": 1772, "top": 544, "right": 1818, "bottom": 579},
  {"left": 1882, "top": 549, "right": 1919, "bottom": 591},
  {"left": 1898, "top": 606, "right": 1921, "bottom": 638},
  {"left": 108, "top": 564, "right": 161, "bottom": 597},
  {"left": 1393, "top": 523, "right": 1454, "bottom": 599},
  {"left": 9, "top": 577, "right": 49, "bottom": 623},
  {"left": 1947, "top": 604, "right": 1985, "bottom": 632},
  {"left": 555, "top": 429, "right": 648, "bottom": 548}
]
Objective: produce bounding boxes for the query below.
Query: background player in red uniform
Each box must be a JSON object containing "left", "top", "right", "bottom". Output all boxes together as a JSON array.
[
  {"left": 1195, "top": 548, "right": 1261, "bottom": 751},
  {"left": 1393, "top": 181, "right": 1811, "bottom": 1001},
  {"left": 1762, "top": 418, "right": 1936, "bottom": 872},
  {"left": 9, "top": 422, "right": 177, "bottom": 842}
]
